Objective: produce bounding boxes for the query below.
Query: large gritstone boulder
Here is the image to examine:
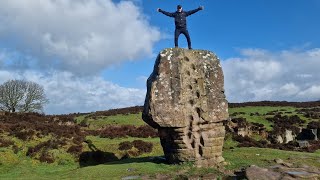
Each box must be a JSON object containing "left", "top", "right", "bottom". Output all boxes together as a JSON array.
[{"left": 142, "top": 48, "right": 229, "bottom": 167}]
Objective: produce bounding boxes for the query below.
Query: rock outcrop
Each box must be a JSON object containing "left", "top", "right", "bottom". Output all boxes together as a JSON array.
[
  {"left": 142, "top": 48, "right": 228, "bottom": 167},
  {"left": 245, "top": 164, "right": 320, "bottom": 180}
]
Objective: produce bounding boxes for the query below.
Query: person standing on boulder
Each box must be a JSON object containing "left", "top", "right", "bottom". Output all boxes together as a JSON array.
[{"left": 157, "top": 5, "right": 204, "bottom": 50}]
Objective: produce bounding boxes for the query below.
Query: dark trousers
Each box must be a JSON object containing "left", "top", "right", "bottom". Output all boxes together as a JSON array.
[{"left": 175, "top": 28, "right": 192, "bottom": 49}]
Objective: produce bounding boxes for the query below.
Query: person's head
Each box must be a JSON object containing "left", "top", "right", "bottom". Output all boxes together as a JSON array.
[{"left": 177, "top": 5, "right": 182, "bottom": 12}]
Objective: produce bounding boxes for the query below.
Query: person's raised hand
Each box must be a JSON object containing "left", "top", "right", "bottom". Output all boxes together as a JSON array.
[
  {"left": 199, "top": 6, "right": 204, "bottom": 10},
  {"left": 157, "top": 8, "right": 160, "bottom": 12}
]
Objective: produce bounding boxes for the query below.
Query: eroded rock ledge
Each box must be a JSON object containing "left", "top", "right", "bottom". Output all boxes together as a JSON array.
[{"left": 142, "top": 48, "right": 228, "bottom": 167}]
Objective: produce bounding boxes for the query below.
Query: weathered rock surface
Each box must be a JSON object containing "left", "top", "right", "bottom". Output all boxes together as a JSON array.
[
  {"left": 245, "top": 164, "right": 320, "bottom": 180},
  {"left": 142, "top": 48, "right": 228, "bottom": 167}
]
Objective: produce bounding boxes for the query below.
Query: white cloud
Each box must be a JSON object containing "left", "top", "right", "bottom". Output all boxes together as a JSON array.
[
  {"left": 279, "top": 83, "right": 300, "bottom": 96},
  {"left": 0, "top": 70, "right": 146, "bottom": 114},
  {"left": 0, "top": 0, "right": 161, "bottom": 75},
  {"left": 239, "top": 48, "right": 269, "bottom": 57},
  {"left": 297, "top": 85, "right": 320, "bottom": 100},
  {"left": 222, "top": 48, "right": 320, "bottom": 102}
]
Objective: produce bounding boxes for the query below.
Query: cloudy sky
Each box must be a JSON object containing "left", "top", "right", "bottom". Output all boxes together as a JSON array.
[{"left": 0, "top": 0, "right": 319, "bottom": 114}]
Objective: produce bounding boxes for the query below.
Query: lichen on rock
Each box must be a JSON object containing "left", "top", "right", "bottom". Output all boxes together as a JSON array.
[{"left": 142, "top": 48, "right": 229, "bottom": 167}]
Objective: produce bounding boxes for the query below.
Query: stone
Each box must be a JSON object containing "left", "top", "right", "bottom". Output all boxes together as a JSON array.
[
  {"left": 282, "top": 162, "right": 294, "bottom": 168},
  {"left": 297, "top": 140, "right": 310, "bottom": 148},
  {"left": 268, "top": 128, "right": 298, "bottom": 144},
  {"left": 274, "top": 159, "right": 293, "bottom": 168},
  {"left": 276, "top": 135, "right": 284, "bottom": 144},
  {"left": 311, "top": 129, "right": 318, "bottom": 140},
  {"left": 284, "top": 129, "right": 295, "bottom": 143},
  {"left": 274, "top": 158, "right": 284, "bottom": 164},
  {"left": 142, "top": 48, "right": 228, "bottom": 167},
  {"left": 121, "top": 176, "right": 141, "bottom": 180},
  {"left": 285, "top": 170, "right": 319, "bottom": 179},
  {"left": 245, "top": 165, "right": 281, "bottom": 180},
  {"left": 244, "top": 164, "right": 320, "bottom": 180},
  {"left": 237, "top": 127, "right": 249, "bottom": 137}
]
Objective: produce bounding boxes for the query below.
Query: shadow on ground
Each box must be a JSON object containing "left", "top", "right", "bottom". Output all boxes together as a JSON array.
[
  {"left": 79, "top": 150, "right": 167, "bottom": 167},
  {"left": 79, "top": 140, "right": 166, "bottom": 167}
]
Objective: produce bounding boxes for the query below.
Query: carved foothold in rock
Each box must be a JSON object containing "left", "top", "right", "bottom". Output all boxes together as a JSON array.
[{"left": 142, "top": 48, "right": 229, "bottom": 167}]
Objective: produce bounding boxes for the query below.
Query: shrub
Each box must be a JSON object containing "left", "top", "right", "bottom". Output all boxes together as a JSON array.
[
  {"left": 11, "top": 130, "right": 35, "bottom": 141},
  {"left": 251, "top": 122, "right": 265, "bottom": 128},
  {"left": 87, "top": 106, "right": 143, "bottom": 118},
  {"left": 127, "top": 150, "right": 140, "bottom": 157},
  {"left": 99, "top": 125, "right": 157, "bottom": 139},
  {"left": 1, "top": 113, "right": 85, "bottom": 142},
  {"left": 79, "top": 119, "right": 89, "bottom": 127},
  {"left": 39, "top": 152, "right": 55, "bottom": 164},
  {"left": 231, "top": 117, "right": 248, "bottom": 128},
  {"left": 12, "top": 145, "right": 19, "bottom": 154},
  {"left": 233, "top": 135, "right": 266, "bottom": 148},
  {"left": 305, "top": 140, "right": 320, "bottom": 152},
  {"left": 266, "top": 114, "right": 304, "bottom": 136},
  {"left": 26, "top": 139, "right": 66, "bottom": 157},
  {"left": 72, "top": 136, "right": 84, "bottom": 145},
  {"left": 0, "top": 139, "right": 14, "bottom": 148},
  {"left": 118, "top": 140, "right": 153, "bottom": 157},
  {"left": 229, "top": 101, "right": 320, "bottom": 108},
  {"left": 132, "top": 140, "right": 153, "bottom": 153},
  {"left": 118, "top": 141, "right": 133, "bottom": 151},
  {"left": 307, "top": 121, "right": 320, "bottom": 129},
  {"left": 135, "top": 126, "right": 158, "bottom": 138},
  {"left": 67, "top": 145, "right": 83, "bottom": 155}
]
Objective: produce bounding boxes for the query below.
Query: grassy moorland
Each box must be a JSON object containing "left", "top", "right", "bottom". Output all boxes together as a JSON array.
[
  {"left": 0, "top": 103, "right": 320, "bottom": 179},
  {"left": 75, "top": 113, "right": 146, "bottom": 129}
]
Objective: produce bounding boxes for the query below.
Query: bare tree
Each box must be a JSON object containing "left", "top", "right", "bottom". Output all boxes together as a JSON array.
[
  {"left": 0, "top": 80, "right": 48, "bottom": 113},
  {"left": 21, "top": 81, "right": 48, "bottom": 112},
  {"left": 0, "top": 80, "right": 26, "bottom": 112}
]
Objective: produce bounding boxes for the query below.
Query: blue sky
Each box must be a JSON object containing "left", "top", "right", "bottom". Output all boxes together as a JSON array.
[
  {"left": 0, "top": 0, "right": 319, "bottom": 114},
  {"left": 103, "top": 0, "right": 320, "bottom": 87}
]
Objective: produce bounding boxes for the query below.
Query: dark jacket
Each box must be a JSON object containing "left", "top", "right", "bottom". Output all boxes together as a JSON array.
[{"left": 159, "top": 7, "right": 202, "bottom": 29}]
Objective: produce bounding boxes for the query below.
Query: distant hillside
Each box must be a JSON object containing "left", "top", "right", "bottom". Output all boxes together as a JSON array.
[
  {"left": 229, "top": 101, "right": 320, "bottom": 108},
  {"left": 86, "top": 101, "right": 320, "bottom": 117}
]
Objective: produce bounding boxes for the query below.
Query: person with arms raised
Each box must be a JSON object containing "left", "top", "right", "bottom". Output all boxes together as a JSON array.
[{"left": 157, "top": 5, "right": 204, "bottom": 49}]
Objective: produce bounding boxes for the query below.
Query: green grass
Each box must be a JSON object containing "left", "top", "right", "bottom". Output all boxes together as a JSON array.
[
  {"left": 61, "top": 159, "right": 182, "bottom": 179},
  {"left": 84, "top": 136, "right": 164, "bottom": 158},
  {"left": 229, "top": 106, "right": 280, "bottom": 130},
  {"left": 229, "top": 106, "right": 317, "bottom": 129},
  {"left": 228, "top": 106, "right": 312, "bottom": 130},
  {"left": 76, "top": 113, "right": 147, "bottom": 129},
  {"left": 2, "top": 144, "right": 319, "bottom": 179},
  {"left": 223, "top": 147, "right": 320, "bottom": 170},
  {"left": 0, "top": 136, "right": 166, "bottom": 179},
  {"left": 294, "top": 108, "right": 319, "bottom": 127},
  {"left": 229, "top": 106, "right": 299, "bottom": 115},
  {"left": 0, "top": 147, "right": 217, "bottom": 179},
  {"left": 223, "top": 134, "right": 239, "bottom": 150},
  {"left": 221, "top": 135, "right": 320, "bottom": 170},
  {"left": 0, "top": 159, "right": 78, "bottom": 179},
  {"left": 75, "top": 114, "right": 86, "bottom": 123}
]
